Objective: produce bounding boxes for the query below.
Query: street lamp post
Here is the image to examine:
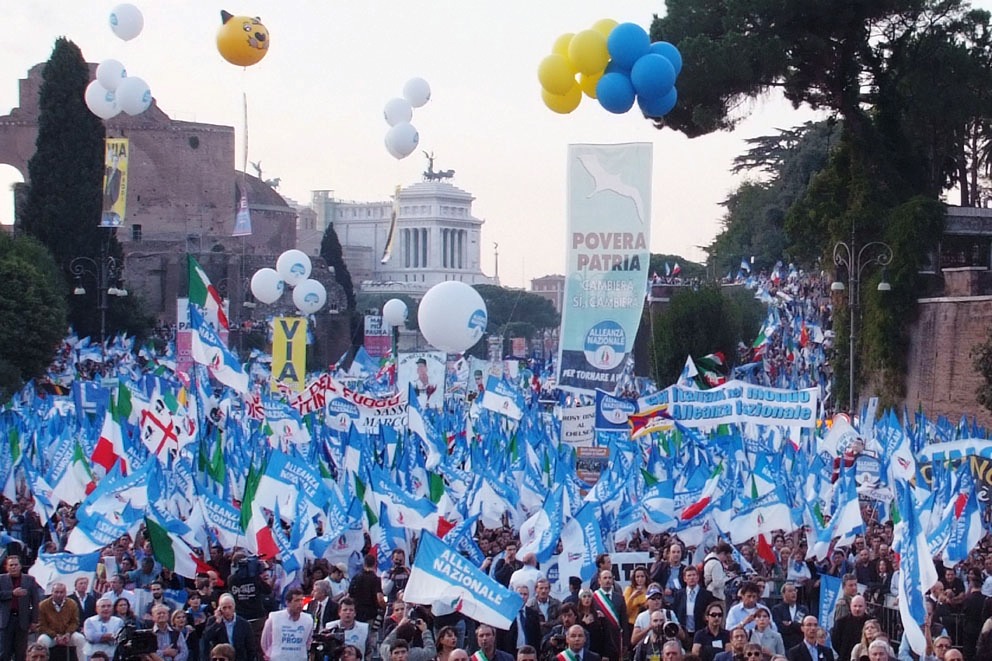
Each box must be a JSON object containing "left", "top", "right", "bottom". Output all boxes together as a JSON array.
[
  {"left": 70, "top": 245, "right": 127, "bottom": 352},
  {"left": 831, "top": 237, "right": 893, "bottom": 414}
]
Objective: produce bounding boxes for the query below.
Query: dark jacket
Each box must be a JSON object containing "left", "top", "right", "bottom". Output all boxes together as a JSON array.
[
  {"left": 673, "top": 586, "right": 715, "bottom": 633},
  {"left": 786, "top": 641, "right": 836, "bottom": 661},
  {"left": 0, "top": 572, "right": 39, "bottom": 629},
  {"left": 499, "top": 606, "right": 542, "bottom": 654},
  {"left": 770, "top": 602, "right": 809, "bottom": 651},
  {"left": 201, "top": 614, "right": 258, "bottom": 661}
]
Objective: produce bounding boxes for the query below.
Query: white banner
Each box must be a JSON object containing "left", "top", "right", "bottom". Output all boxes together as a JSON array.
[{"left": 560, "top": 405, "right": 595, "bottom": 446}]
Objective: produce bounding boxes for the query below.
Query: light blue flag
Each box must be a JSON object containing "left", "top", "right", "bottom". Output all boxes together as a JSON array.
[
  {"left": 189, "top": 306, "right": 248, "bottom": 393},
  {"left": 375, "top": 502, "right": 407, "bottom": 571},
  {"left": 29, "top": 550, "right": 101, "bottom": 592},
  {"left": 404, "top": 531, "right": 523, "bottom": 629},
  {"left": 442, "top": 513, "right": 485, "bottom": 567},
  {"left": 518, "top": 485, "right": 565, "bottom": 563},
  {"left": 818, "top": 574, "right": 841, "bottom": 631},
  {"left": 558, "top": 501, "right": 604, "bottom": 583},
  {"left": 893, "top": 479, "right": 939, "bottom": 655},
  {"left": 198, "top": 490, "right": 244, "bottom": 550}
]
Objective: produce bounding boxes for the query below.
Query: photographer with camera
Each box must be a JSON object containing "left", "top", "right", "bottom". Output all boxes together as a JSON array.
[
  {"left": 261, "top": 587, "right": 314, "bottom": 661},
  {"left": 632, "top": 610, "right": 678, "bottom": 661},
  {"left": 326, "top": 596, "right": 371, "bottom": 660},
  {"left": 381, "top": 614, "right": 435, "bottom": 661},
  {"left": 228, "top": 554, "right": 270, "bottom": 622}
]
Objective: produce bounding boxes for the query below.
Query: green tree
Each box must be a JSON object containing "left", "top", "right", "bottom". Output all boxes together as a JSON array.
[
  {"left": 647, "top": 254, "right": 705, "bottom": 279},
  {"left": 652, "top": 0, "right": 992, "bottom": 404},
  {"left": 708, "top": 120, "right": 842, "bottom": 271},
  {"left": 0, "top": 233, "right": 68, "bottom": 398},
  {"left": 319, "top": 223, "right": 356, "bottom": 310},
  {"left": 650, "top": 284, "right": 762, "bottom": 386},
  {"left": 18, "top": 38, "right": 143, "bottom": 340},
  {"left": 473, "top": 284, "right": 559, "bottom": 335}
]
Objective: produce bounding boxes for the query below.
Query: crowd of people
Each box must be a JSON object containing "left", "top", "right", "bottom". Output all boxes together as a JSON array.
[{"left": 0, "top": 496, "right": 988, "bottom": 661}]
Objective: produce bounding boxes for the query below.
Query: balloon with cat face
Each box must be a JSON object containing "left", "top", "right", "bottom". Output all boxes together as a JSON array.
[{"left": 216, "top": 10, "right": 270, "bottom": 67}]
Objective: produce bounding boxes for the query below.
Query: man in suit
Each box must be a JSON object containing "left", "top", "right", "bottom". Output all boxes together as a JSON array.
[
  {"left": 673, "top": 566, "right": 714, "bottom": 638},
  {"left": 0, "top": 554, "right": 40, "bottom": 660},
  {"left": 771, "top": 582, "right": 808, "bottom": 651},
  {"left": 200, "top": 593, "right": 258, "bottom": 661},
  {"left": 786, "top": 616, "right": 834, "bottom": 661},
  {"left": 592, "top": 570, "right": 626, "bottom": 661},
  {"left": 474, "top": 623, "right": 515, "bottom": 661},
  {"left": 68, "top": 576, "right": 97, "bottom": 623},
  {"left": 309, "top": 579, "right": 338, "bottom": 631},
  {"left": 500, "top": 585, "right": 541, "bottom": 654},
  {"left": 563, "top": 624, "right": 601, "bottom": 661}
]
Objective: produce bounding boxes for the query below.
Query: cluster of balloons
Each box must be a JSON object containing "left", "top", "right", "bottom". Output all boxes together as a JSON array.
[
  {"left": 85, "top": 5, "right": 152, "bottom": 120},
  {"left": 250, "top": 250, "right": 328, "bottom": 315},
  {"left": 384, "top": 77, "right": 431, "bottom": 160},
  {"left": 416, "top": 281, "right": 488, "bottom": 353},
  {"left": 216, "top": 11, "right": 270, "bottom": 67},
  {"left": 538, "top": 20, "right": 682, "bottom": 118}
]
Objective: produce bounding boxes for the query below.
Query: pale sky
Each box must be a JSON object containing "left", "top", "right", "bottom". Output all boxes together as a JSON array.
[{"left": 3, "top": 2, "right": 984, "bottom": 288}]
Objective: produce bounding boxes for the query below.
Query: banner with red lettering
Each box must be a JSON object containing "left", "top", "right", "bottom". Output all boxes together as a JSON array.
[
  {"left": 556, "top": 143, "right": 652, "bottom": 392},
  {"left": 289, "top": 373, "right": 407, "bottom": 432}
]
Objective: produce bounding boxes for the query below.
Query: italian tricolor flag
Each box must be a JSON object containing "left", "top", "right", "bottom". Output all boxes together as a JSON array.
[
  {"left": 188, "top": 254, "right": 229, "bottom": 330},
  {"left": 145, "top": 515, "right": 212, "bottom": 579}
]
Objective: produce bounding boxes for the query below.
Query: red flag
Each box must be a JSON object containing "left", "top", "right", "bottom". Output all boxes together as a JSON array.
[{"left": 757, "top": 533, "right": 777, "bottom": 566}]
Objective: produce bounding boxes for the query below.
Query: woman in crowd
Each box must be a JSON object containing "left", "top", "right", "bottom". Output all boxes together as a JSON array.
[
  {"left": 172, "top": 609, "right": 198, "bottom": 661},
  {"left": 624, "top": 566, "right": 650, "bottom": 628},
  {"left": 849, "top": 619, "right": 882, "bottom": 661},
  {"left": 435, "top": 625, "right": 459, "bottom": 661},
  {"left": 115, "top": 596, "right": 140, "bottom": 628},
  {"left": 576, "top": 589, "right": 605, "bottom": 656}
]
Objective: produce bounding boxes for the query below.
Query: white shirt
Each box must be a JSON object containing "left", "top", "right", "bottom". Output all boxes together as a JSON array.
[
  {"left": 509, "top": 565, "right": 544, "bottom": 596},
  {"left": 261, "top": 609, "right": 314, "bottom": 661},
  {"left": 328, "top": 618, "right": 370, "bottom": 658}
]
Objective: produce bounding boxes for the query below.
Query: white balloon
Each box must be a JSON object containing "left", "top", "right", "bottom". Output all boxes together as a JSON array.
[
  {"left": 384, "top": 123, "right": 419, "bottom": 160},
  {"left": 276, "top": 249, "right": 312, "bottom": 287},
  {"left": 383, "top": 97, "right": 413, "bottom": 127},
  {"left": 403, "top": 77, "right": 431, "bottom": 108},
  {"left": 293, "top": 279, "right": 327, "bottom": 314},
  {"left": 109, "top": 3, "right": 144, "bottom": 41},
  {"left": 116, "top": 76, "right": 151, "bottom": 116},
  {"left": 96, "top": 59, "right": 127, "bottom": 92},
  {"left": 84, "top": 80, "right": 120, "bottom": 120},
  {"left": 382, "top": 298, "right": 408, "bottom": 327},
  {"left": 250, "top": 268, "right": 284, "bottom": 304},
  {"left": 418, "top": 281, "right": 488, "bottom": 353}
]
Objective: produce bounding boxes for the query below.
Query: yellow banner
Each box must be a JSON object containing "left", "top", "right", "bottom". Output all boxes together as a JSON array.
[
  {"left": 271, "top": 316, "right": 307, "bottom": 392},
  {"left": 101, "top": 138, "right": 129, "bottom": 227}
]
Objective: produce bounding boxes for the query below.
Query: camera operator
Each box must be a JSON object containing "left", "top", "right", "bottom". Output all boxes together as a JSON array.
[
  {"left": 227, "top": 553, "right": 270, "bottom": 621},
  {"left": 541, "top": 603, "right": 580, "bottom": 661},
  {"left": 261, "top": 587, "right": 314, "bottom": 661},
  {"left": 382, "top": 550, "right": 411, "bottom": 602},
  {"left": 326, "top": 597, "right": 371, "bottom": 660}
]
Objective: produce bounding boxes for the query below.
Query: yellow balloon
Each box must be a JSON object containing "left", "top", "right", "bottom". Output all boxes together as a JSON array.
[
  {"left": 542, "top": 85, "right": 582, "bottom": 114},
  {"left": 568, "top": 29, "right": 609, "bottom": 76},
  {"left": 552, "top": 33, "right": 574, "bottom": 60},
  {"left": 579, "top": 71, "right": 603, "bottom": 99},
  {"left": 538, "top": 54, "right": 577, "bottom": 96},
  {"left": 592, "top": 18, "right": 619, "bottom": 39},
  {"left": 216, "top": 10, "right": 270, "bottom": 67}
]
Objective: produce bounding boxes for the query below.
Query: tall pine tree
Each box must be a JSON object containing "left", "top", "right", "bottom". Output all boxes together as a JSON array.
[
  {"left": 319, "top": 222, "right": 356, "bottom": 310},
  {"left": 19, "top": 38, "right": 137, "bottom": 339}
]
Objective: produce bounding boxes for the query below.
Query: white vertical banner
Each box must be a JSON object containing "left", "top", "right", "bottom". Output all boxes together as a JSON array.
[{"left": 556, "top": 143, "right": 652, "bottom": 392}]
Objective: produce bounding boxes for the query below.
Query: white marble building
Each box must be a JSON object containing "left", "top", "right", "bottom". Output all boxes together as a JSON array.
[{"left": 306, "top": 179, "right": 493, "bottom": 297}]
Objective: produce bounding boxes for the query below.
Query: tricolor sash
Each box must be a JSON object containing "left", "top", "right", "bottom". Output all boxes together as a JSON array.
[
  {"left": 592, "top": 588, "right": 620, "bottom": 629},
  {"left": 472, "top": 651, "right": 491, "bottom": 661},
  {"left": 556, "top": 650, "right": 579, "bottom": 661}
]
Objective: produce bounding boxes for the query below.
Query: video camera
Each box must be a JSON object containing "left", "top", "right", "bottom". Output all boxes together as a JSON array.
[
  {"left": 663, "top": 622, "right": 680, "bottom": 640},
  {"left": 310, "top": 627, "right": 346, "bottom": 661},
  {"left": 234, "top": 554, "right": 263, "bottom": 579},
  {"left": 114, "top": 624, "right": 158, "bottom": 661}
]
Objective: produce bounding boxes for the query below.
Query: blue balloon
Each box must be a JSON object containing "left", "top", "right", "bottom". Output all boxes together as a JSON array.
[
  {"left": 638, "top": 86, "right": 678, "bottom": 118},
  {"left": 596, "top": 72, "right": 636, "bottom": 114},
  {"left": 630, "top": 53, "right": 676, "bottom": 100},
  {"left": 607, "top": 22, "right": 651, "bottom": 71},
  {"left": 649, "top": 41, "right": 683, "bottom": 76}
]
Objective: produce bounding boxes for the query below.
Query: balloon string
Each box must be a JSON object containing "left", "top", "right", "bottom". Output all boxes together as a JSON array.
[{"left": 242, "top": 85, "right": 249, "bottom": 184}]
